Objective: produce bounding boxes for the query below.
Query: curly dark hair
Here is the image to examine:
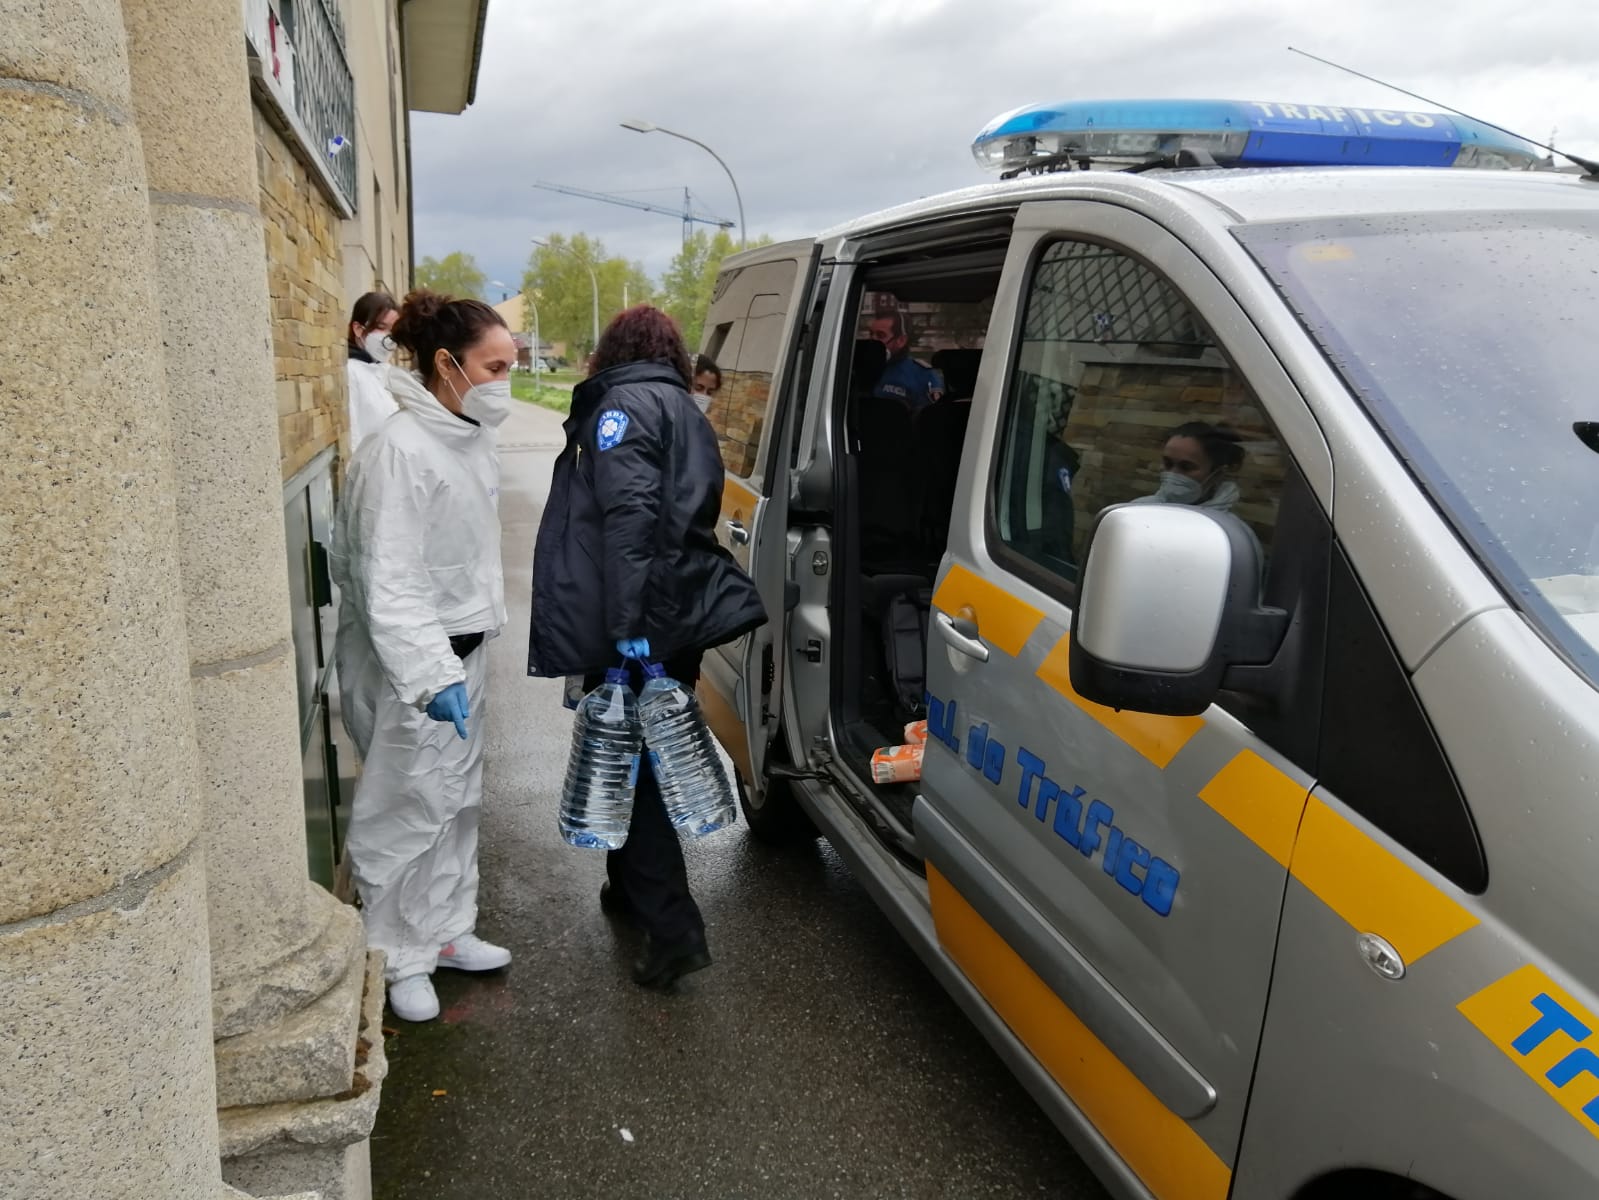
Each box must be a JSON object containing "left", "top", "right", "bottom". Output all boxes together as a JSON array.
[
  {"left": 1168, "top": 421, "right": 1245, "bottom": 471},
  {"left": 390, "top": 288, "right": 506, "bottom": 385},
  {"left": 591, "top": 305, "right": 692, "bottom": 387},
  {"left": 693, "top": 355, "right": 723, "bottom": 389}
]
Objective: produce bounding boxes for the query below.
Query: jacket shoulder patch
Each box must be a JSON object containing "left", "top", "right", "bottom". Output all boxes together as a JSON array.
[{"left": 596, "top": 409, "right": 630, "bottom": 451}]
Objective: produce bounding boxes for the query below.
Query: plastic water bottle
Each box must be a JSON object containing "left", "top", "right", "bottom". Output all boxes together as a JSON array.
[
  {"left": 637, "top": 662, "right": 737, "bottom": 838},
  {"left": 558, "top": 668, "right": 641, "bottom": 850}
]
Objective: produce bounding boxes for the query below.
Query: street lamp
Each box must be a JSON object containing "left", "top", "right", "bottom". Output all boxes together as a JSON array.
[
  {"left": 620, "top": 119, "right": 746, "bottom": 249},
  {"left": 530, "top": 237, "right": 599, "bottom": 352}
]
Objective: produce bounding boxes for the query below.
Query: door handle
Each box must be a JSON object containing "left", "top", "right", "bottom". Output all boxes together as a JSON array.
[
  {"left": 725, "top": 519, "right": 751, "bottom": 546},
  {"left": 934, "top": 611, "right": 989, "bottom": 662}
]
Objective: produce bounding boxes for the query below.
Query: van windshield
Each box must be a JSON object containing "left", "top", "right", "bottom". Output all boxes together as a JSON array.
[{"left": 1237, "top": 208, "right": 1599, "bottom": 688}]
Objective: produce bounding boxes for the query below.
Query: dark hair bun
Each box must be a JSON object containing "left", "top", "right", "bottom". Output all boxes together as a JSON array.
[{"left": 391, "top": 288, "right": 449, "bottom": 353}]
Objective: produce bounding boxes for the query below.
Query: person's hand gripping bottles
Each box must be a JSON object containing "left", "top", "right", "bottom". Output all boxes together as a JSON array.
[
  {"left": 616, "top": 637, "right": 651, "bottom": 661},
  {"left": 426, "top": 682, "right": 471, "bottom": 739}
]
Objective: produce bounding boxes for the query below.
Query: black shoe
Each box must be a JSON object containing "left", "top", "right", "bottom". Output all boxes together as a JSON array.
[
  {"left": 599, "top": 882, "right": 637, "bottom": 924},
  {"left": 631, "top": 934, "right": 712, "bottom": 989}
]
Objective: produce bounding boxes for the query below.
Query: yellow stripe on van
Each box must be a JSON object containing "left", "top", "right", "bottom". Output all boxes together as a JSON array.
[
  {"left": 1289, "top": 797, "right": 1478, "bottom": 964},
  {"left": 721, "top": 478, "right": 759, "bottom": 523},
  {"left": 928, "top": 867, "right": 1232, "bottom": 1200},
  {"left": 1198, "top": 750, "right": 1310, "bottom": 869},
  {"left": 1459, "top": 964, "right": 1599, "bottom": 1142},
  {"left": 931, "top": 564, "right": 1045, "bottom": 658},
  {"left": 1035, "top": 636, "right": 1205, "bottom": 770}
]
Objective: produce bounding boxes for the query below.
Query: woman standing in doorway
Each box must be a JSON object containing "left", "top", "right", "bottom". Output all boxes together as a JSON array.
[
  {"left": 332, "top": 289, "right": 517, "bottom": 1022},
  {"left": 345, "top": 291, "right": 400, "bottom": 451},
  {"left": 529, "top": 306, "right": 765, "bottom": 989}
]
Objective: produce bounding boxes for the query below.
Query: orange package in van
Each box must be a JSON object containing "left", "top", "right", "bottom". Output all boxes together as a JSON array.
[{"left": 871, "top": 742, "right": 924, "bottom": 784}]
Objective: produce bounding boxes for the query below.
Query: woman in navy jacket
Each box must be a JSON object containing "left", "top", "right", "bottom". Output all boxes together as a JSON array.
[{"left": 530, "top": 305, "right": 765, "bottom": 987}]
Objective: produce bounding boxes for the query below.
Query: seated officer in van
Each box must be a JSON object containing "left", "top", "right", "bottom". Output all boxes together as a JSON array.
[
  {"left": 1131, "top": 421, "right": 1244, "bottom": 512},
  {"left": 866, "top": 310, "right": 943, "bottom": 411}
]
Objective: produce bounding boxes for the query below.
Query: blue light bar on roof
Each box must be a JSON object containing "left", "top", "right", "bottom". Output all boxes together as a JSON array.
[{"left": 973, "top": 98, "right": 1545, "bottom": 174}]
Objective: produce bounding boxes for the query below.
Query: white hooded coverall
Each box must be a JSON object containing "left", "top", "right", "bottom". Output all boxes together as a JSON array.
[
  {"left": 330, "top": 366, "right": 506, "bottom": 982},
  {"left": 346, "top": 356, "right": 399, "bottom": 451}
]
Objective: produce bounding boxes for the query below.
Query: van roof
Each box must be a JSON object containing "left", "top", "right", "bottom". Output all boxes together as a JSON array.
[{"left": 796, "top": 167, "right": 1597, "bottom": 248}]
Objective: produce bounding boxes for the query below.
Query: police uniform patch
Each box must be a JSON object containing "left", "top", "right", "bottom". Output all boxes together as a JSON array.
[{"left": 596, "top": 409, "right": 629, "bottom": 451}]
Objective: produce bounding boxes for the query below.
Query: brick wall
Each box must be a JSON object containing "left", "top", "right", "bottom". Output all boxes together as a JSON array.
[
  {"left": 708, "top": 369, "right": 770, "bottom": 479},
  {"left": 1059, "top": 359, "right": 1285, "bottom": 552},
  {"left": 255, "top": 109, "right": 347, "bottom": 481}
]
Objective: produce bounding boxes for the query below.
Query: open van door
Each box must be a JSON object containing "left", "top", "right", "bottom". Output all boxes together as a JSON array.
[{"left": 695, "top": 241, "right": 818, "bottom": 797}]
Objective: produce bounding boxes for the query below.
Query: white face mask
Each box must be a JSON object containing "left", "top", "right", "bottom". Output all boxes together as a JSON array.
[
  {"left": 443, "top": 353, "right": 511, "bottom": 428},
  {"left": 1155, "top": 470, "right": 1206, "bottom": 505},
  {"left": 362, "top": 330, "right": 395, "bottom": 363},
  {"left": 462, "top": 379, "right": 511, "bottom": 428}
]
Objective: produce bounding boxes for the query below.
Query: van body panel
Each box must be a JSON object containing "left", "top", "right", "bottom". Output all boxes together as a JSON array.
[
  {"left": 716, "top": 166, "right": 1599, "bottom": 1199},
  {"left": 698, "top": 247, "right": 812, "bottom": 783},
  {"left": 916, "top": 200, "right": 1332, "bottom": 1180}
]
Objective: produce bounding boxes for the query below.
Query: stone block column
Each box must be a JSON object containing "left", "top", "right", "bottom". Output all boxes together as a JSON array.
[
  {"left": 0, "top": 1, "right": 223, "bottom": 1196},
  {"left": 118, "top": 2, "right": 377, "bottom": 1195}
]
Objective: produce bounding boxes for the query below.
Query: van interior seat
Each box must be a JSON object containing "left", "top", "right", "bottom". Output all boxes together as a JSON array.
[
  {"left": 931, "top": 348, "right": 982, "bottom": 402},
  {"left": 860, "top": 573, "right": 934, "bottom": 730}
]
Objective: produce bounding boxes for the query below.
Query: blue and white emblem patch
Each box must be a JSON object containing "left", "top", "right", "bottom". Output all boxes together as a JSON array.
[{"left": 596, "top": 409, "right": 629, "bottom": 451}]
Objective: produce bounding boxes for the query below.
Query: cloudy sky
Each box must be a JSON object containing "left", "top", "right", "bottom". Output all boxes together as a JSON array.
[{"left": 412, "top": 0, "right": 1599, "bottom": 299}]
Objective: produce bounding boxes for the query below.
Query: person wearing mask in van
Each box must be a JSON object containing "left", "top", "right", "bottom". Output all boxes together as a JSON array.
[
  {"left": 866, "top": 308, "right": 944, "bottom": 411},
  {"left": 331, "top": 288, "right": 517, "bottom": 1023},
  {"left": 345, "top": 291, "right": 400, "bottom": 451},
  {"left": 691, "top": 355, "right": 722, "bottom": 414},
  {"left": 529, "top": 305, "right": 766, "bottom": 990},
  {"left": 1132, "top": 421, "right": 1245, "bottom": 512}
]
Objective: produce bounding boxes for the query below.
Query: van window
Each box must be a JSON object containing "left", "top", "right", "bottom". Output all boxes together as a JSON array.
[
  {"left": 991, "top": 238, "right": 1287, "bottom": 592},
  {"left": 701, "top": 259, "right": 799, "bottom": 479}
]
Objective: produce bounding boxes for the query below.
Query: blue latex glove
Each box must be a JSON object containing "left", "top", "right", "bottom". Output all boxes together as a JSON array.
[
  {"left": 616, "top": 636, "right": 651, "bottom": 661},
  {"left": 425, "top": 681, "right": 470, "bottom": 739}
]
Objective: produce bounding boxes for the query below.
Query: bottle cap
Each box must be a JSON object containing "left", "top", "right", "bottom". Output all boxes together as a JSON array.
[
  {"left": 643, "top": 662, "right": 666, "bottom": 678},
  {"left": 604, "top": 667, "right": 630, "bottom": 685}
]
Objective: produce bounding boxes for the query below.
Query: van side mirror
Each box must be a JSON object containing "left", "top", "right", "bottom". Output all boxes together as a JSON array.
[{"left": 1069, "top": 505, "right": 1287, "bottom": 716}]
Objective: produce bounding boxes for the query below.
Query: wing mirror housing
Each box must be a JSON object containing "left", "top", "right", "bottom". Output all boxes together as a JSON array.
[{"left": 1069, "top": 504, "right": 1287, "bottom": 716}]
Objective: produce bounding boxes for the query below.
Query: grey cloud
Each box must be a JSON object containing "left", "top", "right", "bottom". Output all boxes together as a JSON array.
[{"left": 414, "top": 0, "right": 1599, "bottom": 294}]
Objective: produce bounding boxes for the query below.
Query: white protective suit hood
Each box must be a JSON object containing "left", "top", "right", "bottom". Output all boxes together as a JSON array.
[{"left": 331, "top": 367, "right": 506, "bottom": 726}]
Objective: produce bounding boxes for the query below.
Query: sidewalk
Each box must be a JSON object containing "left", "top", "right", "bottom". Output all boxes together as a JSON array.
[{"left": 366, "top": 397, "right": 1103, "bottom": 1198}]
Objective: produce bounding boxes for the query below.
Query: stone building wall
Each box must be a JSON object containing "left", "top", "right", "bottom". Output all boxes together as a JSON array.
[
  {"left": 1060, "top": 360, "right": 1285, "bottom": 552},
  {"left": 708, "top": 368, "right": 771, "bottom": 478},
  {"left": 256, "top": 108, "right": 348, "bottom": 480}
]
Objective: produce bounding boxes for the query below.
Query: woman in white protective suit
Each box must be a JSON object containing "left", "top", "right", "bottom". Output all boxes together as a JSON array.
[
  {"left": 331, "top": 288, "right": 516, "bottom": 1023},
  {"left": 344, "top": 290, "right": 400, "bottom": 451}
]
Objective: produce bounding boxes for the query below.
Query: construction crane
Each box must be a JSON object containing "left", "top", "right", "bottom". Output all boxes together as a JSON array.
[{"left": 533, "top": 181, "right": 734, "bottom": 244}]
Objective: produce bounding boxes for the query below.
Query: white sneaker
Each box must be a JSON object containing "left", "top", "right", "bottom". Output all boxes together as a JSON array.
[
  {"left": 388, "top": 974, "right": 439, "bottom": 1022},
  {"left": 436, "top": 933, "right": 512, "bottom": 972}
]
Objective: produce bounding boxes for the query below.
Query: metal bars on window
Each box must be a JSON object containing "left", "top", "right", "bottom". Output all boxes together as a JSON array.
[
  {"left": 283, "top": 0, "right": 356, "bottom": 206},
  {"left": 1022, "top": 241, "right": 1208, "bottom": 348}
]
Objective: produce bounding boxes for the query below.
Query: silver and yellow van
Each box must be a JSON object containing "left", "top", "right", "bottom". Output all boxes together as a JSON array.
[{"left": 696, "top": 98, "right": 1599, "bottom": 1200}]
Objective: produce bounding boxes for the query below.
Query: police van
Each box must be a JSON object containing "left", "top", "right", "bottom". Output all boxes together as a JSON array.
[{"left": 693, "top": 99, "right": 1599, "bottom": 1200}]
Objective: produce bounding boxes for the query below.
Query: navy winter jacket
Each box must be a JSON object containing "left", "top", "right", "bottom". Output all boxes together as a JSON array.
[{"left": 527, "top": 360, "right": 767, "bottom": 677}]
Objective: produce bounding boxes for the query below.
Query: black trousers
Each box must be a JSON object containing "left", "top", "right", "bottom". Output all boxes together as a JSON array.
[{"left": 584, "top": 653, "right": 706, "bottom": 947}]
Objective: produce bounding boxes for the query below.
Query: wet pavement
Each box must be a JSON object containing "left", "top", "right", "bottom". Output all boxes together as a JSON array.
[{"left": 368, "top": 400, "right": 1109, "bottom": 1200}]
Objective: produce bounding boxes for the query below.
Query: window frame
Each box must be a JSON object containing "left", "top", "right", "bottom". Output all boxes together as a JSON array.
[{"left": 982, "top": 230, "right": 1297, "bottom": 612}]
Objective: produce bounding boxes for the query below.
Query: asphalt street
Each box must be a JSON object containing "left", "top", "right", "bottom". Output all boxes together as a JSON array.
[{"left": 368, "top": 398, "right": 1109, "bottom": 1200}]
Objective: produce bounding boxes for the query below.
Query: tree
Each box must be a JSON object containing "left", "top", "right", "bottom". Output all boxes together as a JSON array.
[
  {"left": 522, "top": 233, "right": 655, "bottom": 357},
  {"left": 414, "top": 251, "right": 486, "bottom": 300},
  {"left": 659, "top": 230, "right": 774, "bottom": 353}
]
